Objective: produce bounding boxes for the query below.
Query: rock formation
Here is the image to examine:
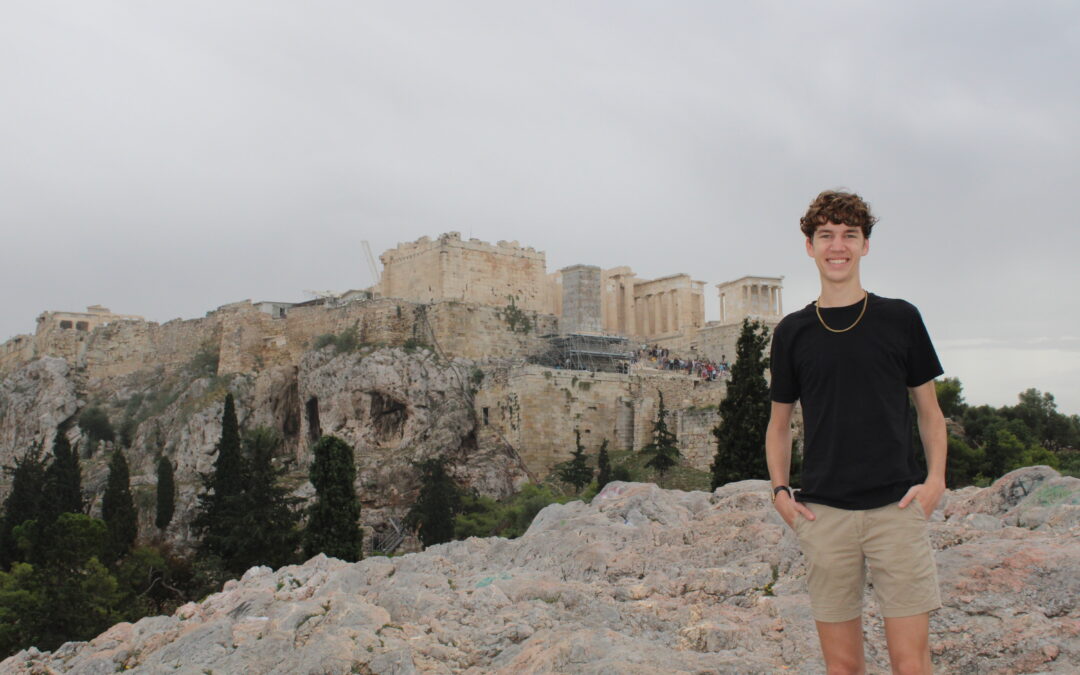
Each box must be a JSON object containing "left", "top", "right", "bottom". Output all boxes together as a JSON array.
[
  {"left": 0, "top": 346, "right": 528, "bottom": 552},
  {"left": 4, "top": 466, "right": 1077, "bottom": 674}
]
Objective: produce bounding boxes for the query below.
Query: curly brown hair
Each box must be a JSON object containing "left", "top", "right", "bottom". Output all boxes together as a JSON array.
[{"left": 799, "top": 190, "right": 878, "bottom": 239}]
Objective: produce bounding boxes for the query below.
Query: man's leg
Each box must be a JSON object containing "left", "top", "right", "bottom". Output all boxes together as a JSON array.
[
  {"left": 883, "top": 613, "right": 932, "bottom": 674},
  {"left": 815, "top": 618, "right": 866, "bottom": 675}
]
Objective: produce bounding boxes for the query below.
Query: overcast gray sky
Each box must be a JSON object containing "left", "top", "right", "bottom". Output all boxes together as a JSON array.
[{"left": 2, "top": 1, "right": 1078, "bottom": 414}]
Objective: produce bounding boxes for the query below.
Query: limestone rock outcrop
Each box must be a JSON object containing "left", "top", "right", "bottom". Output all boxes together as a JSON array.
[
  {"left": 0, "top": 357, "right": 79, "bottom": 460},
  {"left": 5, "top": 467, "right": 1077, "bottom": 674},
  {"left": 0, "top": 347, "right": 528, "bottom": 551}
]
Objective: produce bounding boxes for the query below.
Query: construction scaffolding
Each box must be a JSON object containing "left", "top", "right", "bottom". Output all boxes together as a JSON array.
[{"left": 533, "top": 333, "right": 634, "bottom": 373}]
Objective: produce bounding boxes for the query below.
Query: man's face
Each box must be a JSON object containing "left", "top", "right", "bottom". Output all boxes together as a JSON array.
[{"left": 805, "top": 221, "right": 869, "bottom": 285}]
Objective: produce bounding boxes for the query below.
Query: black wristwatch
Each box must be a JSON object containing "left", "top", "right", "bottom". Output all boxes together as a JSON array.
[{"left": 771, "top": 485, "right": 794, "bottom": 503}]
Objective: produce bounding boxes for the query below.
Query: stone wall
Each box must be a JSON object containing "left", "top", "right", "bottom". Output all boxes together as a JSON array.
[
  {"left": 0, "top": 297, "right": 559, "bottom": 382},
  {"left": 379, "top": 232, "right": 550, "bottom": 313},
  {"left": 475, "top": 364, "right": 727, "bottom": 477}
]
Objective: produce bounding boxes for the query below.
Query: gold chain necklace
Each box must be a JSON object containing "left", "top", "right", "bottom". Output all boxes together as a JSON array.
[{"left": 816, "top": 291, "right": 868, "bottom": 333}]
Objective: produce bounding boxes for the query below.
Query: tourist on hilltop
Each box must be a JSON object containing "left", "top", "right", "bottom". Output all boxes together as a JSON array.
[{"left": 766, "top": 190, "right": 946, "bottom": 674}]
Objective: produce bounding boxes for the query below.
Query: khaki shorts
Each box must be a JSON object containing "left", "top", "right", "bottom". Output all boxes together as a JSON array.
[{"left": 793, "top": 499, "right": 941, "bottom": 623}]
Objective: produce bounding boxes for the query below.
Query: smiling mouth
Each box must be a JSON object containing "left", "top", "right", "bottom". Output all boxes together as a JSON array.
[{"left": 826, "top": 258, "right": 849, "bottom": 264}]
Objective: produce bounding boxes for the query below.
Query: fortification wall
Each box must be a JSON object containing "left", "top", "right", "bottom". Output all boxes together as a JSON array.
[
  {"left": 0, "top": 335, "right": 33, "bottom": 374},
  {"left": 476, "top": 364, "right": 727, "bottom": 477},
  {"left": 380, "top": 233, "right": 550, "bottom": 313}
]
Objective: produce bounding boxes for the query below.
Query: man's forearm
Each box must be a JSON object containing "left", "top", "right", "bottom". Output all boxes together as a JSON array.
[
  {"left": 919, "top": 411, "right": 947, "bottom": 482},
  {"left": 765, "top": 423, "right": 793, "bottom": 486}
]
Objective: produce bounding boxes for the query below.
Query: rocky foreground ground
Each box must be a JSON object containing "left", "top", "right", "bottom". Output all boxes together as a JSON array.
[{"left": 4, "top": 466, "right": 1079, "bottom": 674}]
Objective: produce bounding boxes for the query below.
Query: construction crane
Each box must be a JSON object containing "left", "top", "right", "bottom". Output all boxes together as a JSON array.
[{"left": 362, "top": 240, "right": 381, "bottom": 289}]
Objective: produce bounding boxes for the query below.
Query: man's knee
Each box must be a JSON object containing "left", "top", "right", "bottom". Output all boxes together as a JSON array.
[
  {"left": 825, "top": 662, "right": 866, "bottom": 675},
  {"left": 890, "top": 656, "right": 931, "bottom": 675}
]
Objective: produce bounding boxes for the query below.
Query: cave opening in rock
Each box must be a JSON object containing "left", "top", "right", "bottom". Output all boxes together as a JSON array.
[
  {"left": 369, "top": 391, "right": 407, "bottom": 446},
  {"left": 306, "top": 396, "right": 321, "bottom": 443},
  {"left": 281, "top": 378, "right": 301, "bottom": 440}
]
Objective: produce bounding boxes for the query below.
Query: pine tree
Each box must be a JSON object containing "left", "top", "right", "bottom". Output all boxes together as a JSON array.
[
  {"left": 711, "top": 319, "right": 771, "bottom": 490},
  {"left": 43, "top": 429, "right": 82, "bottom": 521},
  {"left": 0, "top": 444, "right": 48, "bottom": 568},
  {"left": 596, "top": 439, "right": 612, "bottom": 491},
  {"left": 406, "top": 458, "right": 460, "bottom": 548},
  {"left": 101, "top": 449, "right": 138, "bottom": 565},
  {"left": 155, "top": 456, "right": 175, "bottom": 531},
  {"left": 304, "top": 435, "right": 362, "bottom": 562},
  {"left": 556, "top": 429, "right": 593, "bottom": 493},
  {"left": 642, "top": 391, "right": 681, "bottom": 482}
]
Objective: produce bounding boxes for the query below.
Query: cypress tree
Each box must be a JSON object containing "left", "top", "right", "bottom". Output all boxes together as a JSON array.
[
  {"left": 711, "top": 319, "right": 771, "bottom": 490},
  {"left": 642, "top": 391, "right": 681, "bottom": 482},
  {"left": 43, "top": 429, "right": 82, "bottom": 520},
  {"left": 304, "top": 435, "right": 362, "bottom": 561},
  {"left": 194, "top": 393, "right": 245, "bottom": 558},
  {"left": 405, "top": 458, "right": 459, "bottom": 548},
  {"left": 556, "top": 429, "right": 593, "bottom": 493},
  {"left": 596, "top": 438, "right": 612, "bottom": 491},
  {"left": 0, "top": 444, "right": 48, "bottom": 568},
  {"left": 225, "top": 428, "right": 301, "bottom": 572},
  {"left": 102, "top": 448, "right": 138, "bottom": 564},
  {"left": 155, "top": 456, "right": 175, "bottom": 530}
]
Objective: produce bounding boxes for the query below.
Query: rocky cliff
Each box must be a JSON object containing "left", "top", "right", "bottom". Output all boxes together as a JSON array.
[
  {"left": 0, "top": 346, "right": 529, "bottom": 552},
  {"left": 4, "top": 466, "right": 1077, "bottom": 674}
]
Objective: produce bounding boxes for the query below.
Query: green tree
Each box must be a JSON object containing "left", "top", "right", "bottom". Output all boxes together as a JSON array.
[
  {"left": 102, "top": 449, "right": 138, "bottom": 565},
  {"left": 711, "top": 319, "right": 771, "bottom": 490},
  {"left": 984, "top": 425, "right": 1027, "bottom": 479},
  {"left": 935, "top": 377, "right": 967, "bottom": 419},
  {"left": 556, "top": 429, "right": 593, "bottom": 493},
  {"left": 945, "top": 435, "right": 984, "bottom": 488},
  {"left": 8, "top": 514, "right": 121, "bottom": 654},
  {"left": 0, "top": 445, "right": 48, "bottom": 569},
  {"left": 0, "top": 562, "right": 41, "bottom": 657},
  {"left": 642, "top": 391, "right": 681, "bottom": 482},
  {"left": 43, "top": 429, "right": 82, "bottom": 521},
  {"left": 223, "top": 428, "right": 301, "bottom": 573},
  {"left": 304, "top": 435, "right": 362, "bottom": 562},
  {"left": 155, "top": 456, "right": 175, "bottom": 530},
  {"left": 194, "top": 393, "right": 245, "bottom": 560},
  {"left": 406, "top": 458, "right": 460, "bottom": 548},
  {"left": 596, "top": 438, "right": 612, "bottom": 491}
]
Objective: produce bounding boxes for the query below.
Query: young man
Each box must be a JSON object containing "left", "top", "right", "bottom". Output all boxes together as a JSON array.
[{"left": 766, "top": 190, "right": 947, "bottom": 675}]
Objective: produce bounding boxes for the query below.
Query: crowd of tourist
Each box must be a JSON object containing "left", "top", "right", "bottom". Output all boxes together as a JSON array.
[{"left": 634, "top": 345, "right": 729, "bottom": 381}]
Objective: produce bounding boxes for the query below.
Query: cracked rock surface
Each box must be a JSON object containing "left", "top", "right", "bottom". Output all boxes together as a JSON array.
[{"left": 3, "top": 468, "right": 1078, "bottom": 674}]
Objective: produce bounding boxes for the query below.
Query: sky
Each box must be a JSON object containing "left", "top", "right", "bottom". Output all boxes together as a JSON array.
[{"left": 2, "top": 1, "right": 1078, "bottom": 415}]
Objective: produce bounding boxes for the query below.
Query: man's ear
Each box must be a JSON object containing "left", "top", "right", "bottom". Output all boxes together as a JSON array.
[
  {"left": 805, "top": 237, "right": 814, "bottom": 257},
  {"left": 863, "top": 237, "right": 870, "bottom": 255}
]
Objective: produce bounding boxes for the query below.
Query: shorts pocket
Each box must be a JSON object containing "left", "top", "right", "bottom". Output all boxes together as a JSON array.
[{"left": 911, "top": 497, "right": 928, "bottom": 520}]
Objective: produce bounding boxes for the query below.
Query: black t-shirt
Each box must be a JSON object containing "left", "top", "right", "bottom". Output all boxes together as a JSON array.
[{"left": 770, "top": 293, "right": 943, "bottom": 509}]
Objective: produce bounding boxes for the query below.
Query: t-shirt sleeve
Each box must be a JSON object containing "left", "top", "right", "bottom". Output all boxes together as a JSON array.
[
  {"left": 905, "top": 305, "right": 944, "bottom": 387},
  {"left": 770, "top": 320, "right": 799, "bottom": 403}
]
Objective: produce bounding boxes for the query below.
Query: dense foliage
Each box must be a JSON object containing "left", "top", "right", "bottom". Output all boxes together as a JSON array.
[
  {"left": 101, "top": 449, "right": 137, "bottom": 565},
  {"left": 642, "top": 391, "right": 681, "bottom": 481},
  {"left": 454, "top": 484, "right": 571, "bottom": 540},
  {"left": 406, "top": 458, "right": 461, "bottom": 547},
  {"left": 304, "top": 435, "right": 363, "bottom": 562},
  {"left": 155, "top": 455, "right": 175, "bottom": 530},
  {"left": 596, "top": 439, "right": 612, "bottom": 491},
  {"left": 937, "top": 380, "right": 1079, "bottom": 486},
  {"left": 711, "top": 319, "right": 772, "bottom": 489},
  {"left": 555, "top": 429, "right": 593, "bottom": 493}
]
